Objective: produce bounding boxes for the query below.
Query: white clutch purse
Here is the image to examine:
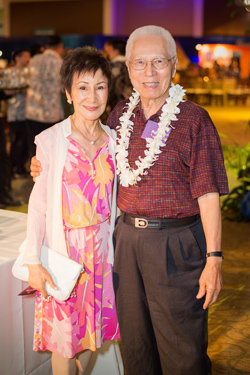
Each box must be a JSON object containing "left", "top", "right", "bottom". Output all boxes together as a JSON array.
[{"left": 12, "top": 240, "right": 84, "bottom": 301}]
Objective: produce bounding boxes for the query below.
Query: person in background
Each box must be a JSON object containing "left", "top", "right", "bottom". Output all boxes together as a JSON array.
[
  {"left": 104, "top": 38, "right": 133, "bottom": 114},
  {"left": 61, "top": 47, "right": 73, "bottom": 59},
  {"left": 22, "top": 47, "right": 119, "bottom": 375},
  {"left": 30, "top": 43, "right": 44, "bottom": 58},
  {"left": 227, "top": 57, "right": 241, "bottom": 79},
  {"left": 104, "top": 38, "right": 127, "bottom": 73},
  {"left": 0, "top": 91, "right": 21, "bottom": 208},
  {"left": 5, "top": 49, "right": 30, "bottom": 177},
  {"left": 0, "top": 114, "right": 12, "bottom": 208},
  {"left": 26, "top": 35, "right": 64, "bottom": 157},
  {"left": 31, "top": 25, "right": 229, "bottom": 375}
]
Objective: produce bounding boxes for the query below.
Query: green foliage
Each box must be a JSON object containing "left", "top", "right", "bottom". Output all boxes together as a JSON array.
[
  {"left": 222, "top": 178, "right": 250, "bottom": 221},
  {"left": 222, "top": 141, "right": 250, "bottom": 174},
  {"left": 221, "top": 134, "right": 250, "bottom": 221},
  {"left": 227, "top": 0, "right": 250, "bottom": 30}
]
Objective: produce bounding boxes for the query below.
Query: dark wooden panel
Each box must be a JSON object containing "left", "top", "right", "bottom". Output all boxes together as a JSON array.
[
  {"left": 10, "top": 0, "right": 103, "bottom": 36},
  {"left": 203, "top": 0, "right": 249, "bottom": 36}
]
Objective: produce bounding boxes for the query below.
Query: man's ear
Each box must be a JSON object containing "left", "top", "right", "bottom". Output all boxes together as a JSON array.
[
  {"left": 125, "top": 59, "right": 131, "bottom": 79},
  {"left": 172, "top": 57, "right": 178, "bottom": 79}
]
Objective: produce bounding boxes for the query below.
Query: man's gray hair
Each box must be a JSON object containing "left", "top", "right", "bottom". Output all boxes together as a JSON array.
[{"left": 125, "top": 25, "right": 176, "bottom": 60}]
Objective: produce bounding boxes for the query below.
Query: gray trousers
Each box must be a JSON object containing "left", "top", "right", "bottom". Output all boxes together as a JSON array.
[{"left": 113, "top": 213, "right": 211, "bottom": 375}]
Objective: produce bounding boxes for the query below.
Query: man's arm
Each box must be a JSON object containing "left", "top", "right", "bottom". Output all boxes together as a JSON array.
[
  {"left": 30, "top": 156, "right": 43, "bottom": 181},
  {"left": 196, "top": 192, "right": 223, "bottom": 309}
]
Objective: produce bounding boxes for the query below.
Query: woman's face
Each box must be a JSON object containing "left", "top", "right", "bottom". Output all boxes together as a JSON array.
[{"left": 67, "top": 68, "right": 109, "bottom": 123}]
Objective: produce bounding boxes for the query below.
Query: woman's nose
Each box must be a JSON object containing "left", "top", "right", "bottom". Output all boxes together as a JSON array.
[{"left": 88, "top": 89, "right": 97, "bottom": 102}]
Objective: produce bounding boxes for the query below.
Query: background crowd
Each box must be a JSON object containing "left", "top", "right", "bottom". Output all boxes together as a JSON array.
[
  {"left": 0, "top": 35, "right": 131, "bottom": 208},
  {"left": 0, "top": 34, "right": 249, "bottom": 209}
]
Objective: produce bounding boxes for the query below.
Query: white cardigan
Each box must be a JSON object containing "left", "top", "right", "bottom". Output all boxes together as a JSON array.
[{"left": 21, "top": 117, "right": 118, "bottom": 266}]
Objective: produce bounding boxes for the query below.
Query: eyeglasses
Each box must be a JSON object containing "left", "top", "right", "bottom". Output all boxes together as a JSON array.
[{"left": 129, "top": 56, "right": 176, "bottom": 71}]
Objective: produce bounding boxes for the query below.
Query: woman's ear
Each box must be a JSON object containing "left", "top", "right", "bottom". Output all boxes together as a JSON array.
[{"left": 65, "top": 90, "right": 72, "bottom": 104}]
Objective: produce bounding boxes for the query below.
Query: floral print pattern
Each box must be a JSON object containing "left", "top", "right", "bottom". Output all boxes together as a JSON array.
[
  {"left": 26, "top": 50, "right": 64, "bottom": 123},
  {"left": 33, "top": 137, "right": 120, "bottom": 358}
]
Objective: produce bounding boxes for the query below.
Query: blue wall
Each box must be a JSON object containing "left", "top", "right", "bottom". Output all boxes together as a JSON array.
[{"left": 1, "top": 33, "right": 249, "bottom": 64}]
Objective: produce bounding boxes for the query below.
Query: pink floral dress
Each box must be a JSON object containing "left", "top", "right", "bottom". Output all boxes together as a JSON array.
[{"left": 33, "top": 136, "right": 120, "bottom": 358}]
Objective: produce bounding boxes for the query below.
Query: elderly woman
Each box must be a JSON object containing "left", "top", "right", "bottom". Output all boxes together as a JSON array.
[{"left": 21, "top": 47, "right": 119, "bottom": 375}]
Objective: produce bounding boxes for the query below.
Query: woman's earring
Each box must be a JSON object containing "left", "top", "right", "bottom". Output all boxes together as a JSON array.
[{"left": 67, "top": 98, "right": 72, "bottom": 104}]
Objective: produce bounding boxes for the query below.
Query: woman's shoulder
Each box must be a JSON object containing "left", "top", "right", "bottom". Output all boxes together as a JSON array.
[
  {"left": 35, "top": 117, "right": 71, "bottom": 143},
  {"left": 101, "top": 123, "right": 116, "bottom": 140}
]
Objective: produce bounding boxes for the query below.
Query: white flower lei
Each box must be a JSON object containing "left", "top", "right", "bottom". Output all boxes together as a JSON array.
[{"left": 115, "top": 83, "right": 186, "bottom": 187}]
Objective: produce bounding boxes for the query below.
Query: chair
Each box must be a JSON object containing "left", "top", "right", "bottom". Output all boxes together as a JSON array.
[{"left": 210, "top": 80, "right": 224, "bottom": 105}]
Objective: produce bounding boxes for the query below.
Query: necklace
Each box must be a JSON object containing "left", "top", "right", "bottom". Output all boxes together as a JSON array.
[
  {"left": 71, "top": 116, "right": 102, "bottom": 145},
  {"left": 115, "top": 83, "right": 186, "bottom": 187}
]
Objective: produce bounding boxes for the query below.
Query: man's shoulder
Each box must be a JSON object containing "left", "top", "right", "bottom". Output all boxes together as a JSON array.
[
  {"left": 31, "top": 50, "right": 61, "bottom": 66},
  {"left": 107, "top": 99, "right": 129, "bottom": 129},
  {"left": 108, "top": 99, "right": 128, "bottom": 118},
  {"left": 177, "top": 100, "right": 216, "bottom": 138},
  {"left": 30, "top": 53, "right": 45, "bottom": 64},
  {"left": 178, "top": 100, "right": 211, "bottom": 123},
  {"left": 29, "top": 54, "right": 46, "bottom": 72},
  {"left": 179, "top": 99, "right": 208, "bottom": 115},
  {"left": 113, "top": 99, "right": 129, "bottom": 112}
]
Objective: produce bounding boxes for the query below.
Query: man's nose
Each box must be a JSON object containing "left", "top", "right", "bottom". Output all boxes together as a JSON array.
[{"left": 144, "top": 61, "right": 155, "bottom": 75}]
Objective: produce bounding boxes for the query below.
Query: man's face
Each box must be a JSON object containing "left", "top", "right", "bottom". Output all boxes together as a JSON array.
[
  {"left": 16, "top": 51, "right": 30, "bottom": 68},
  {"left": 126, "top": 35, "right": 177, "bottom": 104}
]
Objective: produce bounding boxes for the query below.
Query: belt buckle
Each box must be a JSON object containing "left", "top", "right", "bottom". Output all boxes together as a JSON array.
[{"left": 135, "top": 218, "right": 148, "bottom": 228}]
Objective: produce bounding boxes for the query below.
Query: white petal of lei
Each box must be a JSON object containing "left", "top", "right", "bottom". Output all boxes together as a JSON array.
[{"left": 115, "top": 83, "right": 186, "bottom": 187}]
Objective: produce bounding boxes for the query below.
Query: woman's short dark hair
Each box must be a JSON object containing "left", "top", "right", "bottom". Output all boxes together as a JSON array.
[{"left": 60, "top": 47, "right": 112, "bottom": 95}]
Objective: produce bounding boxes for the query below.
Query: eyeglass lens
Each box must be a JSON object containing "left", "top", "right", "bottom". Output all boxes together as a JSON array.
[{"left": 132, "top": 58, "right": 169, "bottom": 70}]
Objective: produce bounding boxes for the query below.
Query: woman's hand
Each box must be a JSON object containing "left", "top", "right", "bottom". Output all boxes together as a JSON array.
[
  {"left": 27, "top": 264, "right": 58, "bottom": 299},
  {"left": 30, "top": 156, "right": 43, "bottom": 182}
]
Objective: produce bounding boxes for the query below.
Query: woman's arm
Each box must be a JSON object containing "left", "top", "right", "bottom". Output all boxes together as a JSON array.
[{"left": 23, "top": 136, "right": 57, "bottom": 297}]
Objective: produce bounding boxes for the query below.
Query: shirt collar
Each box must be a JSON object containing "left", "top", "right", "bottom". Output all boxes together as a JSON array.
[{"left": 134, "top": 99, "right": 164, "bottom": 122}]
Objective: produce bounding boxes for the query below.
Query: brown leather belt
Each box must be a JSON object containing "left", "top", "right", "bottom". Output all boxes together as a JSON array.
[{"left": 123, "top": 213, "right": 200, "bottom": 229}]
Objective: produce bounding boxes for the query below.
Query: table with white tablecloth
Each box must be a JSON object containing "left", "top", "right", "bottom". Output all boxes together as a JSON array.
[{"left": 0, "top": 209, "right": 124, "bottom": 375}]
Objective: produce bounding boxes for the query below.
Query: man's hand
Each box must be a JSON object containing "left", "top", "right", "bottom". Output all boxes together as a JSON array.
[
  {"left": 27, "top": 264, "right": 58, "bottom": 299},
  {"left": 30, "top": 156, "right": 43, "bottom": 182},
  {"left": 196, "top": 256, "right": 223, "bottom": 309}
]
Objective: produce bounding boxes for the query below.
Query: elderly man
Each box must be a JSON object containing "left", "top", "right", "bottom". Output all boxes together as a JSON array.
[
  {"left": 31, "top": 26, "right": 228, "bottom": 375},
  {"left": 109, "top": 25, "right": 228, "bottom": 375}
]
